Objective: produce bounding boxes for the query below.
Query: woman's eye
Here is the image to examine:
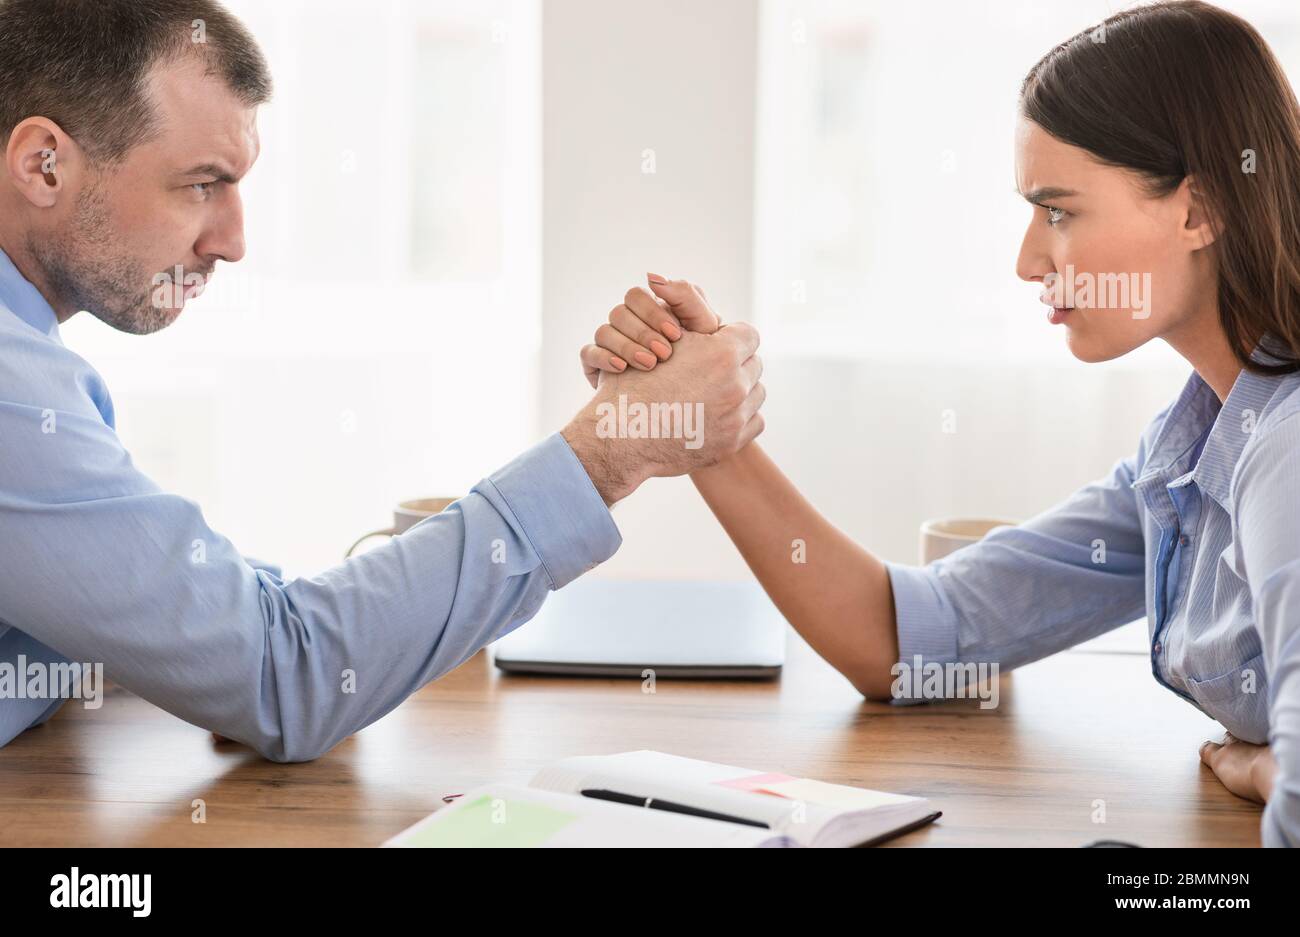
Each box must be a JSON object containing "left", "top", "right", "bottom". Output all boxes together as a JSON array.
[{"left": 1045, "top": 205, "right": 1066, "bottom": 227}]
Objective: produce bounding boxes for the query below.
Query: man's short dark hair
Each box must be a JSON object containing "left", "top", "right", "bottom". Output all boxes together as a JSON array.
[{"left": 0, "top": 0, "right": 272, "bottom": 165}]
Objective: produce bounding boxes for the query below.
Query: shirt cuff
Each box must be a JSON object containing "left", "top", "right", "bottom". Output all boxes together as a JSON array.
[
  {"left": 483, "top": 432, "right": 622, "bottom": 590},
  {"left": 885, "top": 561, "right": 961, "bottom": 704}
]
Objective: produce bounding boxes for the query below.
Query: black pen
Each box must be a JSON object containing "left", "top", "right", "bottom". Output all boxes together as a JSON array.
[{"left": 580, "top": 788, "right": 769, "bottom": 829}]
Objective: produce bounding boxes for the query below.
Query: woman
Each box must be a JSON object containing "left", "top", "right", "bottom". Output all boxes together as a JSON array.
[{"left": 579, "top": 1, "right": 1300, "bottom": 846}]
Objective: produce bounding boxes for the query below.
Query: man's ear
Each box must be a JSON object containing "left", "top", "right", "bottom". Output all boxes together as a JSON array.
[
  {"left": 5, "top": 118, "right": 82, "bottom": 209},
  {"left": 1178, "top": 175, "right": 1219, "bottom": 252}
]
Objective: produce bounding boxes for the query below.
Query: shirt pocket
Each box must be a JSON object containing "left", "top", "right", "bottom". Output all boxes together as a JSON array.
[{"left": 1184, "top": 652, "right": 1268, "bottom": 743}]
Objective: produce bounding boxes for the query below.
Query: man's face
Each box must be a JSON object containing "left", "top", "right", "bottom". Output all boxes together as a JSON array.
[{"left": 31, "top": 55, "right": 260, "bottom": 333}]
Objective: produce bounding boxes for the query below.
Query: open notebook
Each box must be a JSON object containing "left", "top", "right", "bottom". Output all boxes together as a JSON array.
[{"left": 384, "top": 751, "right": 939, "bottom": 848}]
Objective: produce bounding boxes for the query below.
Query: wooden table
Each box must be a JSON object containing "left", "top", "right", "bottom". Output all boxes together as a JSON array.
[{"left": 0, "top": 636, "right": 1262, "bottom": 846}]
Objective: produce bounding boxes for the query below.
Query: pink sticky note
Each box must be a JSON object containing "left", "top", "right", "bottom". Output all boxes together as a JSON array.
[{"left": 715, "top": 771, "right": 799, "bottom": 793}]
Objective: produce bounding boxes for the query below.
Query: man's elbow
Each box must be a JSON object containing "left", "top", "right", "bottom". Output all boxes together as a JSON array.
[
  {"left": 231, "top": 720, "right": 340, "bottom": 764},
  {"left": 252, "top": 736, "right": 335, "bottom": 764}
]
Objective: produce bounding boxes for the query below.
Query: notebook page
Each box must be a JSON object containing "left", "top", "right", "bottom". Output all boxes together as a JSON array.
[
  {"left": 532, "top": 751, "right": 841, "bottom": 842},
  {"left": 383, "top": 785, "right": 793, "bottom": 848}
]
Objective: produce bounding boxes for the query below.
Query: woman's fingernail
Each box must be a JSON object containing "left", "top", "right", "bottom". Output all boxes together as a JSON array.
[
  {"left": 634, "top": 350, "right": 657, "bottom": 368},
  {"left": 610, "top": 356, "right": 627, "bottom": 370},
  {"left": 650, "top": 340, "right": 671, "bottom": 359},
  {"left": 662, "top": 321, "right": 682, "bottom": 340},
  {"left": 646, "top": 272, "right": 668, "bottom": 285}
]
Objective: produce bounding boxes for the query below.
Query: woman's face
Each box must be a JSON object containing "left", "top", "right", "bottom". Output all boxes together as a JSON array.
[{"left": 1013, "top": 117, "right": 1215, "bottom": 362}]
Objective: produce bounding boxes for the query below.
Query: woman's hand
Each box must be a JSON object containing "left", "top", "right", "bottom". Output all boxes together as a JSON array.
[
  {"left": 1200, "top": 732, "right": 1276, "bottom": 804},
  {"left": 580, "top": 273, "right": 724, "bottom": 388}
]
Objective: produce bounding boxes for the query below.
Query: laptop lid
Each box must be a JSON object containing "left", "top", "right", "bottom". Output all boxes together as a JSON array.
[{"left": 492, "top": 579, "right": 787, "bottom": 679}]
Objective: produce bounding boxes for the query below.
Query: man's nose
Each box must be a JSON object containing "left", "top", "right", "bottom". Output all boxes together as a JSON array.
[{"left": 196, "top": 189, "right": 247, "bottom": 264}]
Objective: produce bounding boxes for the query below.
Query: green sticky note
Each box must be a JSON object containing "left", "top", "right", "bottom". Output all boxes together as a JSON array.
[{"left": 397, "top": 795, "right": 579, "bottom": 848}]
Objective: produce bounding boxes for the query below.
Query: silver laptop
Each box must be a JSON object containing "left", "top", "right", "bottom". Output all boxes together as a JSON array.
[{"left": 492, "top": 579, "right": 787, "bottom": 679}]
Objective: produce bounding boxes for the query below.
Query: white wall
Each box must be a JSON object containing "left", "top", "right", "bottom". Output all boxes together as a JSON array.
[
  {"left": 540, "top": 0, "right": 765, "bottom": 579},
  {"left": 539, "top": 0, "right": 1190, "bottom": 579},
  {"left": 60, "top": 1, "right": 1242, "bottom": 582}
]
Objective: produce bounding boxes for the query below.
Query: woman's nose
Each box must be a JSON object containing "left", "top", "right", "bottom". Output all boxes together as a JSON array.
[{"left": 1015, "top": 223, "right": 1053, "bottom": 284}]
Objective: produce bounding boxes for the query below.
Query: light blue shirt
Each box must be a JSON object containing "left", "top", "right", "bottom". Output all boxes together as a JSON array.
[
  {"left": 0, "top": 247, "right": 621, "bottom": 761},
  {"left": 888, "top": 347, "right": 1300, "bottom": 847}
]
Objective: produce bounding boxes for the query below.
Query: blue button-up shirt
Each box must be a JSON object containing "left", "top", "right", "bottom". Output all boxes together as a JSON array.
[
  {"left": 0, "top": 247, "right": 621, "bottom": 761},
  {"left": 889, "top": 349, "right": 1300, "bottom": 847}
]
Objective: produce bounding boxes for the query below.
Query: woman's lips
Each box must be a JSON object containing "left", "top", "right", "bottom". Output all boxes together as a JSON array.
[{"left": 1040, "top": 292, "right": 1072, "bottom": 325}]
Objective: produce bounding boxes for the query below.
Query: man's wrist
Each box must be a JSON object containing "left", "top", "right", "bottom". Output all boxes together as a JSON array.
[{"left": 561, "top": 410, "right": 647, "bottom": 507}]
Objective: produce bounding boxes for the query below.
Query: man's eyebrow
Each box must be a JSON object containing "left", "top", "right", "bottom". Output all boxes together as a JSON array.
[
  {"left": 1018, "top": 185, "right": 1080, "bottom": 205},
  {"left": 178, "top": 163, "right": 240, "bottom": 184}
]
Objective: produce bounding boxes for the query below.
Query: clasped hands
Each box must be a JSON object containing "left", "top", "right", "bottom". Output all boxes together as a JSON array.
[{"left": 560, "top": 273, "right": 765, "bottom": 505}]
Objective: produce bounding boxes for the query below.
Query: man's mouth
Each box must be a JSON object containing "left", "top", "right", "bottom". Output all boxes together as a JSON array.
[{"left": 183, "top": 271, "right": 213, "bottom": 301}]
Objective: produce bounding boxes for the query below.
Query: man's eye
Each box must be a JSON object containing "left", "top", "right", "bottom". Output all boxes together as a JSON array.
[
  {"left": 191, "top": 182, "right": 214, "bottom": 197},
  {"left": 1045, "top": 205, "right": 1067, "bottom": 227}
]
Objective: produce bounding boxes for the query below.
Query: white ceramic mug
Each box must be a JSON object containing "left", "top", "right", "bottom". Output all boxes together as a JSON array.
[
  {"left": 346, "top": 497, "right": 459, "bottom": 558},
  {"left": 919, "top": 517, "right": 1017, "bottom": 565}
]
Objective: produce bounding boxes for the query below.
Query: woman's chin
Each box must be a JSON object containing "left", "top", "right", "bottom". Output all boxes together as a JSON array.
[{"left": 1064, "top": 329, "right": 1131, "bottom": 364}]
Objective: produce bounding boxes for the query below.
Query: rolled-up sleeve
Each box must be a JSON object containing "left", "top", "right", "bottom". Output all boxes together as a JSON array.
[
  {"left": 886, "top": 451, "right": 1148, "bottom": 702},
  {"left": 887, "top": 562, "right": 959, "bottom": 666}
]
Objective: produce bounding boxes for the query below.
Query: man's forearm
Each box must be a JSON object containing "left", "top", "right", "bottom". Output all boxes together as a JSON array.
[{"left": 689, "top": 443, "right": 899, "bottom": 698}]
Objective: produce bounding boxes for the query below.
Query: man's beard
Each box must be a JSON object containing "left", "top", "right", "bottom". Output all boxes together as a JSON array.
[{"left": 27, "top": 181, "right": 188, "bottom": 335}]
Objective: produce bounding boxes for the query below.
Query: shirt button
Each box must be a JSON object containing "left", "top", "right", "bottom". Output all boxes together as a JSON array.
[
  {"left": 1178, "top": 534, "right": 1189, "bottom": 546},
  {"left": 1154, "top": 642, "right": 1163, "bottom": 654}
]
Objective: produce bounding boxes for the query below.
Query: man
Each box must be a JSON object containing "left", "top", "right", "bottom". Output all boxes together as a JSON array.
[{"left": 0, "top": 0, "right": 766, "bottom": 760}]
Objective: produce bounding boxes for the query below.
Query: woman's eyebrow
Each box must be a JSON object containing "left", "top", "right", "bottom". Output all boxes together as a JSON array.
[{"left": 1018, "top": 185, "right": 1080, "bottom": 205}]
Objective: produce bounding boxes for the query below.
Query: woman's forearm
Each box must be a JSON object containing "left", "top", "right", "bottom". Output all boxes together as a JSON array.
[{"left": 690, "top": 443, "right": 899, "bottom": 698}]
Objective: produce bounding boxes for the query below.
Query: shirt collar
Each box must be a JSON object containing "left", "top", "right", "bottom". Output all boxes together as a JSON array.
[
  {"left": 0, "top": 244, "right": 61, "bottom": 341},
  {"left": 1141, "top": 345, "right": 1287, "bottom": 511}
]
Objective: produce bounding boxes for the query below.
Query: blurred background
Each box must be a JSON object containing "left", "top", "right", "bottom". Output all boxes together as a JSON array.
[{"left": 60, "top": 0, "right": 1300, "bottom": 582}]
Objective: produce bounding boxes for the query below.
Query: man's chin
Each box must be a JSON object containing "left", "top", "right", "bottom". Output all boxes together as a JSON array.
[{"left": 90, "top": 301, "right": 184, "bottom": 335}]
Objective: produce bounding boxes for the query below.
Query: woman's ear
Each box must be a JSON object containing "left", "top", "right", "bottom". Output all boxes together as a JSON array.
[
  {"left": 1179, "top": 175, "right": 1219, "bottom": 251},
  {"left": 4, "top": 117, "right": 79, "bottom": 209}
]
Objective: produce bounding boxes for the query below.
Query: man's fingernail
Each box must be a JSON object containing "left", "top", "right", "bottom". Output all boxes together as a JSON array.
[
  {"left": 610, "top": 356, "right": 627, "bottom": 370},
  {"left": 662, "top": 321, "right": 682, "bottom": 340},
  {"left": 650, "top": 340, "right": 671, "bottom": 359},
  {"left": 634, "top": 350, "right": 657, "bottom": 368},
  {"left": 647, "top": 272, "right": 668, "bottom": 285}
]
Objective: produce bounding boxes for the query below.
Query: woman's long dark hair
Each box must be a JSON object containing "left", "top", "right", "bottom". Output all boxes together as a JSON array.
[{"left": 1021, "top": 0, "right": 1300, "bottom": 375}]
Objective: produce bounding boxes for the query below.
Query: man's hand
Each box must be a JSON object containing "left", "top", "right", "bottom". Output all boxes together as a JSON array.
[
  {"left": 563, "top": 319, "right": 765, "bottom": 506},
  {"left": 1200, "top": 732, "right": 1276, "bottom": 804},
  {"left": 580, "top": 274, "right": 723, "bottom": 388}
]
